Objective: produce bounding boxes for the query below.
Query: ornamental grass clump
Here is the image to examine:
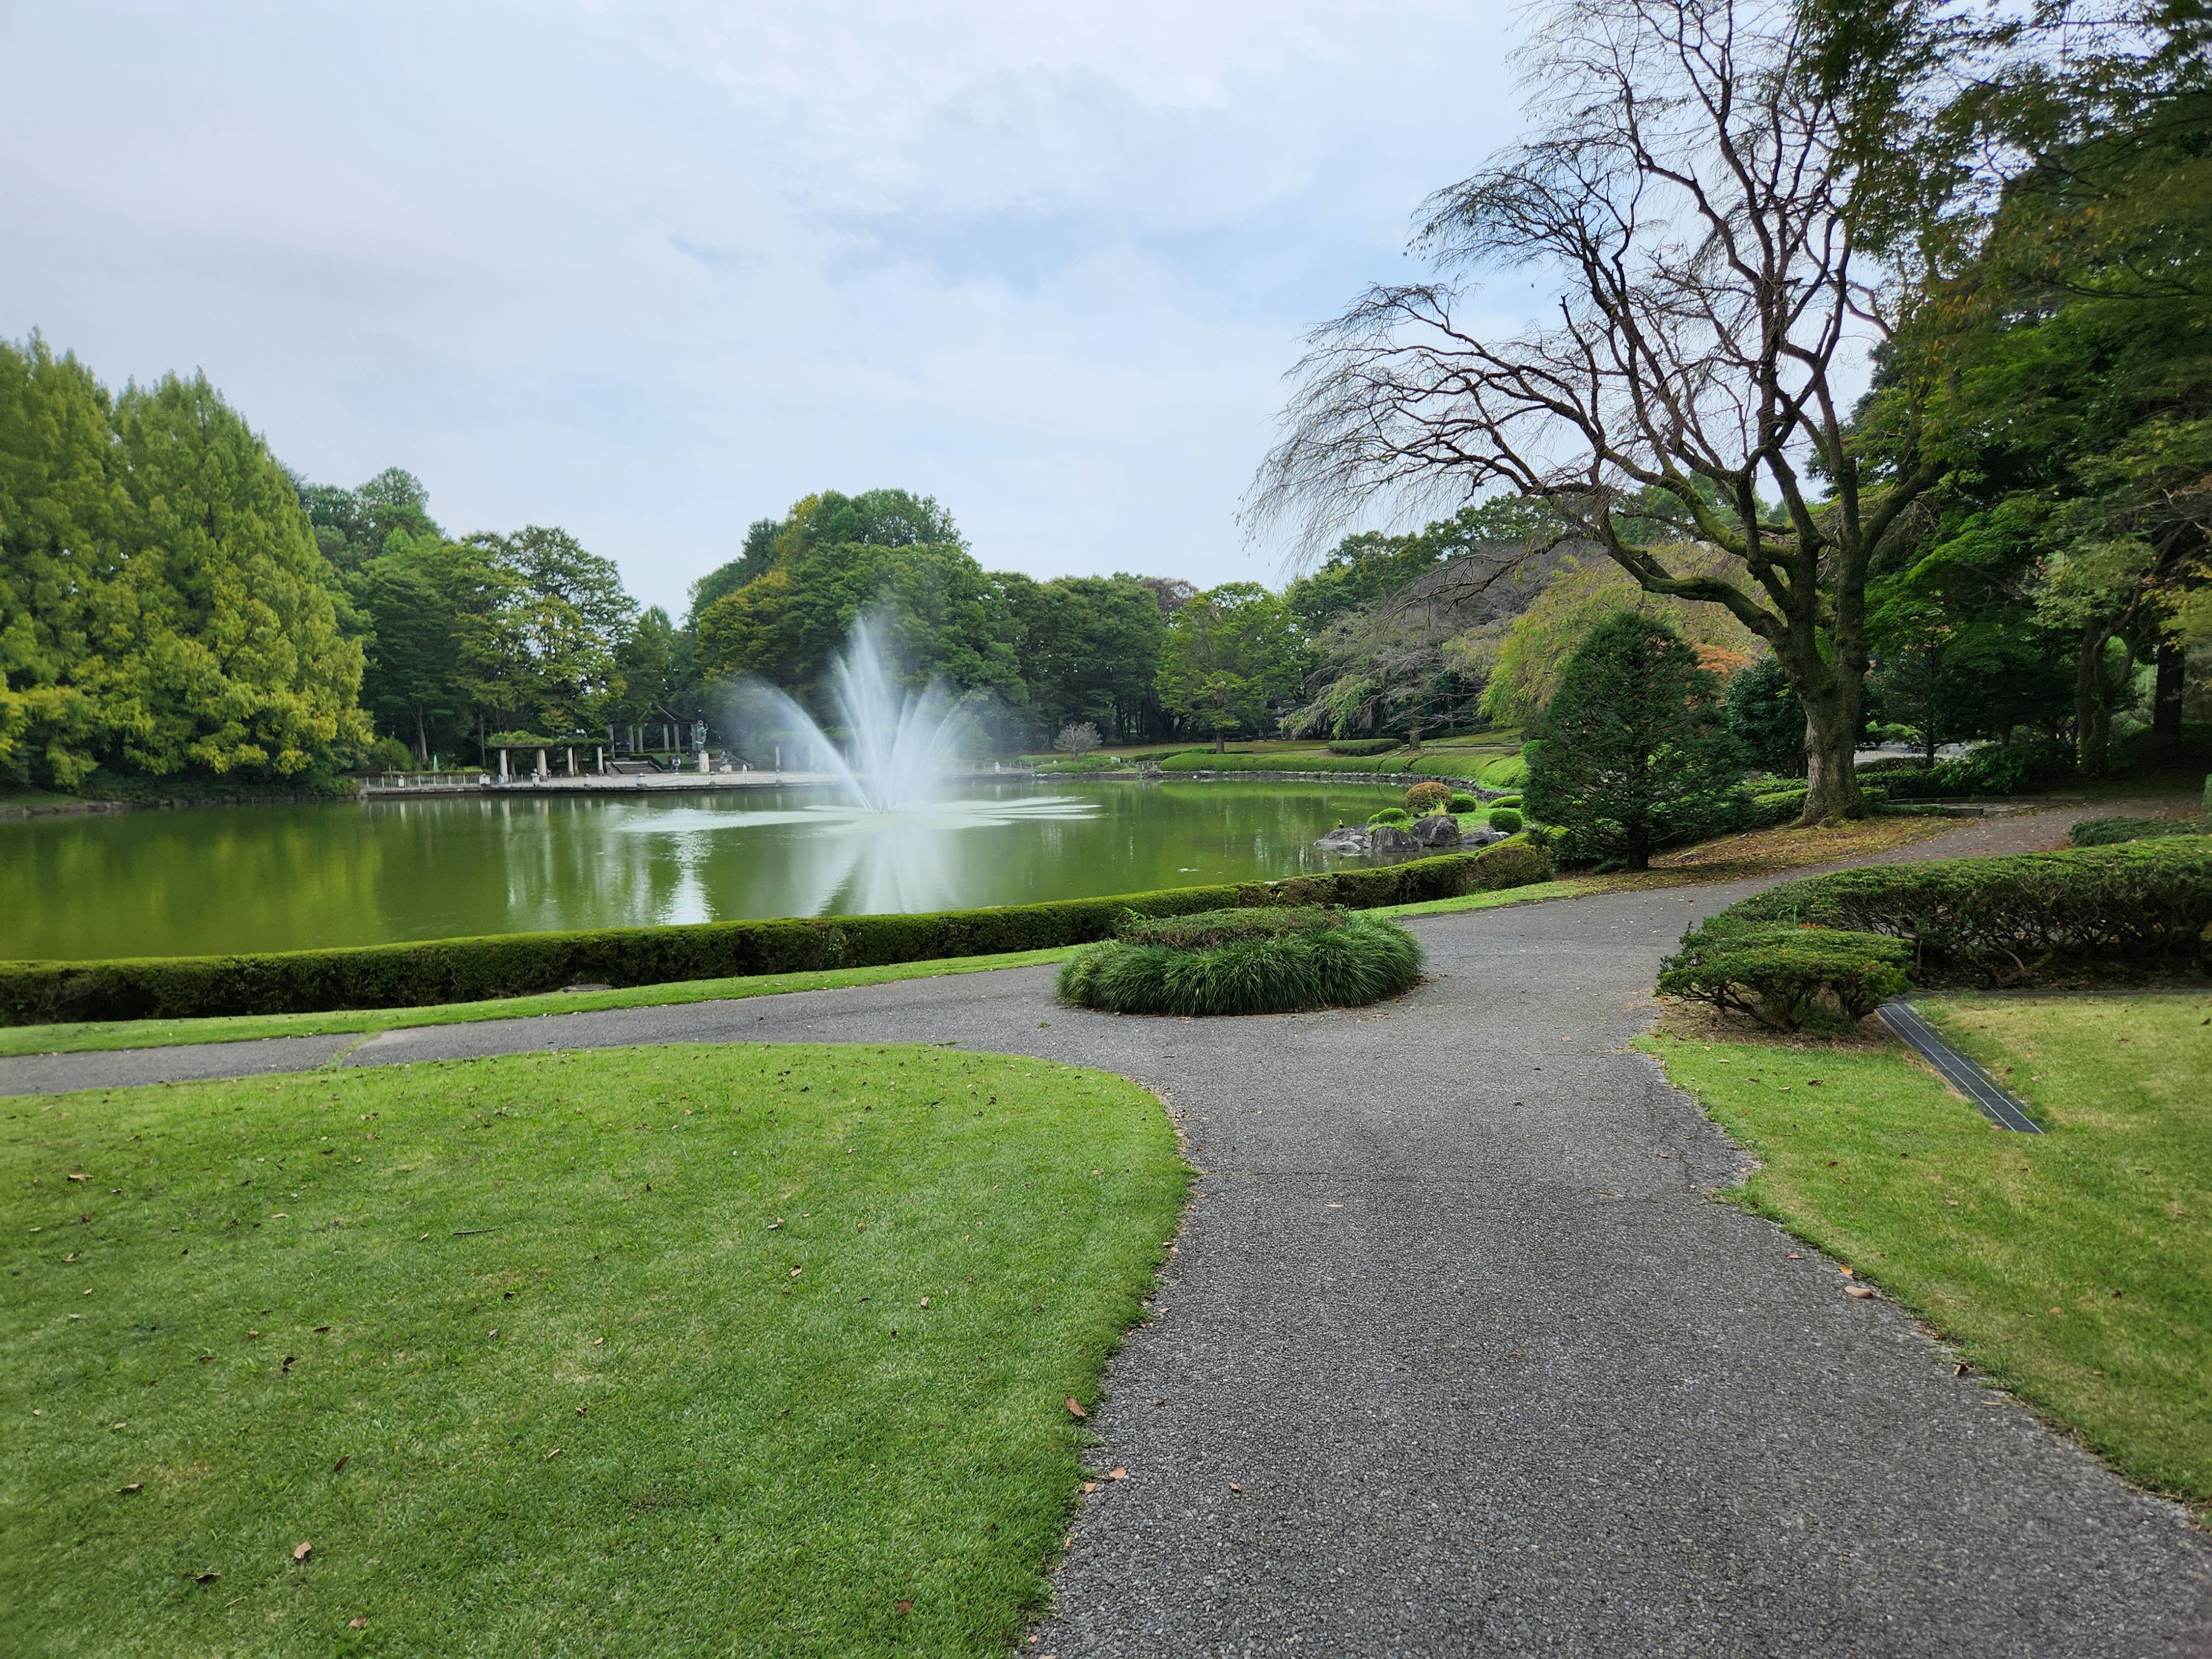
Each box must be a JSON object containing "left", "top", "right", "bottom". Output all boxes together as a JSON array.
[
  {"left": 1056, "top": 906, "right": 1423, "bottom": 1017},
  {"left": 1658, "top": 921, "right": 1911, "bottom": 1031}
]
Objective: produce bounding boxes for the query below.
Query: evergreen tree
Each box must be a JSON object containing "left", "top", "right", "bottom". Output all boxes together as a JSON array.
[{"left": 1525, "top": 612, "right": 1743, "bottom": 870}]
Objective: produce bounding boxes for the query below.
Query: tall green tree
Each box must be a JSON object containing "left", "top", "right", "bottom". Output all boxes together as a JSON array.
[
  {"left": 1524, "top": 612, "right": 1743, "bottom": 870},
  {"left": 1155, "top": 582, "right": 1303, "bottom": 751},
  {"left": 1004, "top": 573, "right": 1167, "bottom": 743},
  {"left": 0, "top": 338, "right": 125, "bottom": 785}
]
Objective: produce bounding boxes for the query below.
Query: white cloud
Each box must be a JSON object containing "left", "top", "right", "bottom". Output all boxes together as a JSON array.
[{"left": 0, "top": 0, "right": 1532, "bottom": 611}]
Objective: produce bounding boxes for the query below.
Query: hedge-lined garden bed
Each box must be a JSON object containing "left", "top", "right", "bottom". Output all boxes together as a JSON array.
[
  {"left": 0, "top": 841, "right": 1552, "bottom": 1027},
  {"left": 1676, "top": 840, "right": 2212, "bottom": 990}
]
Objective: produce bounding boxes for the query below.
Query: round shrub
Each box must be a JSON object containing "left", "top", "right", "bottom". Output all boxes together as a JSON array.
[
  {"left": 1487, "top": 806, "right": 1524, "bottom": 832},
  {"left": 1448, "top": 792, "right": 1479, "bottom": 814},
  {"left": 1404, "top": 780, "right": 1453, "bottom": 815},
  {"left": 1057, "top": 906, "right": 1425, "bottom": 1016},
  {"left": 1368, "top": 807, "right": 1411, "bottom": 827},
  {"left": 1490, "top": 793, "right": 1522, "bottom": 809}
]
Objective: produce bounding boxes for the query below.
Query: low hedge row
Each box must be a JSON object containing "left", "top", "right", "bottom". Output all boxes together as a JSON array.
[
  {"left": 1688, "top": 840, "right": 2212, "bottom": 986},
  {"left": 1658, "top": 925, "right": 1911, "bottom": 1031},
  {"left": 0, "top": 840, "right": 1554, "bottom": 1027}
]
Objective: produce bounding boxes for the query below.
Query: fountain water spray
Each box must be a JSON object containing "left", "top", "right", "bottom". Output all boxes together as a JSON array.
[{"left": 718, "top": 616, "right": 979, "bottom": 810}]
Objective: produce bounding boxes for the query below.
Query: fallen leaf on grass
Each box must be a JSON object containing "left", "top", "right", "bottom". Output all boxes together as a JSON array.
[
  {"left": 1065, "top": 1397, "right": 1086, "bottom": 1419},
  {"left": 294, "top": 1542, "right": 312, "bottom": 1562},
  {"left": 897, "top": 1600, "right": 912, "bottom": 1615},
  {"left": 547, "top": 1448, "right": 562, "bottom": 1460},
  {"left": 350, "top": 1617, "right": 368, "bottom": 1628},
  {"left": 118, "top": 1483, "right": 141, "bottom": 1494},
  {"left": 332, "top": 1455, "right": 349, "bottom": 1474},
  {"left": 192, "top": 1571, "right": 219, "bottom": 1585}
]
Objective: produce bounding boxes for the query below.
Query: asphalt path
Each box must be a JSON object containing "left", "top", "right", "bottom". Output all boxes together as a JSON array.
[{"left": 8, "top": 808, "right": 2210, "bottom": 1652}]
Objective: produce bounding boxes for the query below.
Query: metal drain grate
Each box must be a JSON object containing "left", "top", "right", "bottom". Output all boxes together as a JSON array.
[{"left": 1877, "top": 1001, "right": 2043, "bottom": 1134}]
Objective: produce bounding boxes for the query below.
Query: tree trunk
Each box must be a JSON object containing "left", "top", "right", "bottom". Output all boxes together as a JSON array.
[
  {"left": 1213, "top": 728, "right": 1225, "bottom": 754},
  {"left": 413, "top": 710, "right": 430, "bottom": 768},
  {"left": 2152, "top": 639, "right": 2186, "bottom": 750},
  {"left": 1798, "top": 677, "right": 1868, "bottom": 824},
  {"left": 1406, "top": 711, "right": 1422, "bottom": 753},
  {"left": 2074, "top": 626, "right": 2119, "bottom": 775}
]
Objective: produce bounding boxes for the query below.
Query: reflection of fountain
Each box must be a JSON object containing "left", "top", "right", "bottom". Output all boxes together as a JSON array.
[{"left": 720, "top": 617, "right": 976, "bottom": 811}]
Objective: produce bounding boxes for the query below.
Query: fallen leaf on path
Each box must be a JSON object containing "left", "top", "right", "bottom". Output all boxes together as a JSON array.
[
  {"left": 1082, "top": 1481, "right": 1100, "bottom": 1494},
  {"left": 1845, "top": 1286, "right": 1874, "bottom": 1299},
  {"left": 1228, "top": 1482, "right": 1243, "bottom": 1493},
  {"left": 1109, "top": 1467, "right": 1126, "bottom": 1480}
]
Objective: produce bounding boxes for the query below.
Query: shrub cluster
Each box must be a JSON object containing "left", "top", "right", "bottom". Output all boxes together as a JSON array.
[
  {"left": 0, "top": 841, "right": 1552, "bottom": 1026},
  {"left": 1859, "top": 740, "right": 2075, "bottom": 798},
  {"left": 1404, "top": 780, "right": 1453, "bottom": 815},
  {"left": 1057, "top": 906, "right": 1423, "bottom": 1016},
  {"left": 1688, "top": 840, "right": 2212, "bottom": 986},
  {"left": 2069, "top": 815, "right": 2209, "bottom": 847},
  {"left": 1368, "top": 808, "right": 1412, "bottom": 827},
  {"left": 1658, "top": 923, "right": 1911, "bottom": 1030}
]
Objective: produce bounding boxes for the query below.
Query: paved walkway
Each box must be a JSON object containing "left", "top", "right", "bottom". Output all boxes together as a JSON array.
[{"left": 8, "top": 809, "right": 2210, "bottom": 1652}]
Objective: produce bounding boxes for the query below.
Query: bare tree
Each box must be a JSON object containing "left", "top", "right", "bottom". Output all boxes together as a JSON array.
[{"left": 1251, "top": 0, "right": 1972, "bottom": 822}]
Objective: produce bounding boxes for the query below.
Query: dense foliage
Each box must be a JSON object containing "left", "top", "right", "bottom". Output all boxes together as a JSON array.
[{"left": 0, "top": 339, "right": 369, "bottom": 787}]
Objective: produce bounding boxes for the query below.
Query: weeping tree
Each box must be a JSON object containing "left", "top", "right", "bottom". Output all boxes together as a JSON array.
[{"left": 1251, "top": 0, "right": 1988, "bottom": 823}]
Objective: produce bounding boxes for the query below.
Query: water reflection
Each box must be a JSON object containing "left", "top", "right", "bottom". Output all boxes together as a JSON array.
[{"left": 0, "top": 780, "right": 1402, "bottom": 960}]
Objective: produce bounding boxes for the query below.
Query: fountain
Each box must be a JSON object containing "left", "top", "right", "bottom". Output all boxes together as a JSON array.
[
  {"left": 719, "top": 617, "right": 981, "bottom": 811},
  {"left": 621, "top": 616, "right": 1096, "bottom": 918}
]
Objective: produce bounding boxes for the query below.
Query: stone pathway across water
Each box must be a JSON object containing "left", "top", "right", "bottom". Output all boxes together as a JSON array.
[{"left": 8, "top": 806, "right": 2210, "bottom": 1653}]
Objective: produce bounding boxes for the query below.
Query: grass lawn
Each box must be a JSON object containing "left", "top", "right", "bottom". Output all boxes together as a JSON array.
[
  {"left": 1645, "top": 990, "right": 2211, "bottom": 1515},
  {"left": 2, "top": 1043, "right": 1187, "bottom": 1656}
]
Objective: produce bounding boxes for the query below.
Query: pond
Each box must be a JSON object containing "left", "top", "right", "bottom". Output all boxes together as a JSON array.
[{"left": 0, "top": 779, "right": 1410, "bottom": 961}]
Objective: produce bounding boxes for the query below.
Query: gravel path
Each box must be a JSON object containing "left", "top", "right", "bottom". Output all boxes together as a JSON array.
[{"left": 7, "top": 805, "right": 2209, "bottom": 1652}]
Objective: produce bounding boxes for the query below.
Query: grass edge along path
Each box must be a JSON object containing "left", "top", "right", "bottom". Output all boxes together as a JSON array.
[
  {"left": 2, "top": 1041, "right": 1188, "bottom": 1657},
  {"left": 1642, "top": 990, "right": 2212, "bottom": 1520}
]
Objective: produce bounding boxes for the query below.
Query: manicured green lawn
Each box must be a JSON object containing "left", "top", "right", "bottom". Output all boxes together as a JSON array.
[
  {"left": 0, "top": 947, "right": 1082, "bottom": 1058},
  {"left": 2, "top": 1043, "right": 1186, "bottom": 1656},
  {"left": 1646, "top": 990, "right": 2211, "bottom": 1513}
]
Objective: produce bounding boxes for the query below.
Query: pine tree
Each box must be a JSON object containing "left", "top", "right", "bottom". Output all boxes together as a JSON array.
[{"left": 1525, "top": 613, "right": 1743, "bottom": 871}]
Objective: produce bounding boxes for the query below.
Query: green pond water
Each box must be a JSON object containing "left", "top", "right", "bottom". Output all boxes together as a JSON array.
[{"left": 0, "top": 780, "right": 1410, "bottom": 961}]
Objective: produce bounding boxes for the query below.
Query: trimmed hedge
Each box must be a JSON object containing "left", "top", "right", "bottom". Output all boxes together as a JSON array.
[
  {"left": 1684, "top": 840, "right": 2212, "bottom": 986},
  {"left": 1326, "top": 738, "right": 1399, "bottom": 757},
  {"left": 1658, "top": 923, "right": 1911, "bottom": 1030},
  {"left": 1859, "top": 741, "right": 2075, "bottom": 798},
  {"left": 0, "top": 840, "right": 1554, "bottom": 1027},
  {"left": 1057, "top": 907, "right": 1423, "bottom": 1016},
  {"left": 2070, "top": 815, "right": 2209, "bottom": 847}
]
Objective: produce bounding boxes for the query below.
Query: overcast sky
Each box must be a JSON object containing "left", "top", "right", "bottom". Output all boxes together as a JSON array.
[{"left": 2, "top": 1, "right": 1532, "bottom": 613}]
